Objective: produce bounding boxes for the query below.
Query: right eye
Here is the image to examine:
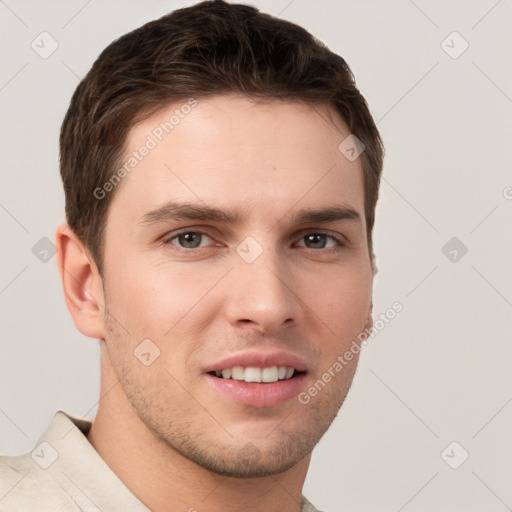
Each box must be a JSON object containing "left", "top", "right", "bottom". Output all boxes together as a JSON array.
[{"left": 163, "top": 231, "right": 215, "bottom": 250}]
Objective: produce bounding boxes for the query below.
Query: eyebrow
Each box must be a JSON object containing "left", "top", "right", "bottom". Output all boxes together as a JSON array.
[{"left": 138, "top": 200, "right": 361, "bottom": 227}]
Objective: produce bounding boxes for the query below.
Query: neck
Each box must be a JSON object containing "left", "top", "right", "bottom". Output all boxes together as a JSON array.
[{"left": 86, "top": 348, "right": 310, "bottom": 512}]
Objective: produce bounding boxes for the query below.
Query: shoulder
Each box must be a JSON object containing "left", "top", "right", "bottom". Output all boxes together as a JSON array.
[{"left": 0, "top": 453, "right": 79, "bottom": 511}]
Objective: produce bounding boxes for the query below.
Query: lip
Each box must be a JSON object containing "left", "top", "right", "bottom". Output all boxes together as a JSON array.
[
  {"left": 206, "top": 372, "right": 307, "bottom": 408},
  {"left": 204, "top": 350, "right": 308, "bottom": 408},
  {"left": 204, "top": 350, "right": 307, "bottom": 374}
]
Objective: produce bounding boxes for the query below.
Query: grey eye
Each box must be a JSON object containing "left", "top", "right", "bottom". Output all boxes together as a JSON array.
[
  {"left": 304, "top": 234, "right": 328, "bottom": 249},
  {"left": 169, "top": 232, "right": 212, "bottom": 249}
]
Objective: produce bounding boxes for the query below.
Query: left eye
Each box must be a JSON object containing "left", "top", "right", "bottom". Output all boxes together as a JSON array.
[
  {"left": 166, "top": 232, "right": 213, "bottom": 249},
  {"left": 296, "top": 233, "right": 340, "bottom": 249}
]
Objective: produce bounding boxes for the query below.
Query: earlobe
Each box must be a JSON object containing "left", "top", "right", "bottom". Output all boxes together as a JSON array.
[
  {"left": 361, "top": 301, "right": 373, "bottom": 341},
  {"left": 55, "top": 223, "right": 105, "bottom": 340}
]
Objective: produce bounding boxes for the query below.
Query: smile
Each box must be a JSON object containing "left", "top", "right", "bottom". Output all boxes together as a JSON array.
[
  {"left": 212, "top": 366, "right": 298, "bottom": 383},
  {"left": 205, "top": 351, "right": 308, "bottom": 408}
]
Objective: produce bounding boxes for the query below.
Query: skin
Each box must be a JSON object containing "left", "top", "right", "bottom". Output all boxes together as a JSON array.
[{"left": 56, "top": 94, "right": 374, "bottom": 512}]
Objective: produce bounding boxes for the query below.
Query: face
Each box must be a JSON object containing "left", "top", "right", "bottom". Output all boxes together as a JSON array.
[{"left": 100, "top": 94, "right": 373, "bottom": 477}]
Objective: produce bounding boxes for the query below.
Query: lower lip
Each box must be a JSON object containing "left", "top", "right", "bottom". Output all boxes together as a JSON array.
[{"left": 205, "top": 373, "right": 307, "bottom": 408}]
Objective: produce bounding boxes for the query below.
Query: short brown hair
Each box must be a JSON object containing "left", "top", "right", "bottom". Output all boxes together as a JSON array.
[{"left": 60, "top": 0, "right": 384, "bottom": 275}]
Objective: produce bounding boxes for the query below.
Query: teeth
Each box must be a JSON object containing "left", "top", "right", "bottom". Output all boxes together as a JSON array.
[
  {"left": 214, "top": 365, "right": 297, "bottom": 383},
  {"left": 232, "top": 366, "right": 244, "bottom": 380},
  {"left": 243, "top": 367, "right": 261, "bottom": 383},
  {"left": 261, "top": 366, "right": 278, "bottom": 383}
]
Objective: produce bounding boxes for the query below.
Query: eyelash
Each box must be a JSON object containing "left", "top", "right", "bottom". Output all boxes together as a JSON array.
[{"left": 161, "top": 230, "right": 346, "bottom": 252}]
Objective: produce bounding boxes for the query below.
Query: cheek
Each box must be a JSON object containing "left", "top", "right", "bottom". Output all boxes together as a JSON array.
[
  {"left": 105, "top": 256, "right": 220, "bottom": 347},
  {"left": 306, "top": 268, "right": 372, "bottom": 318},
  {"left": 307, "top": 266, "right": 372, "bottom": 342},
  {"left": 103, "top": 253, "right": 167, "bottom": 335}
]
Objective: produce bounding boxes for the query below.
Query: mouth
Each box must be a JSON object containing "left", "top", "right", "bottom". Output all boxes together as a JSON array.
[
  {"left": 204, "top": 351, "right": 308, "bottom": 408},
  {"left": 209, "top": 365, "right": 303, "bottom": 383}
]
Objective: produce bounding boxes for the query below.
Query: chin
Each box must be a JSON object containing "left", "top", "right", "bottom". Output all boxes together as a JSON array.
[
  {"left": 158, "top": 406, "right": 337, "bottom": 479},
  {"left": 175, "top": 437, "right": 312, "bottom": 478}
]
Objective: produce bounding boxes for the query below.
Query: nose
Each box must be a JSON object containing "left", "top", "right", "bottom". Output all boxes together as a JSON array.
[{"left": 224, "top": 242, "right": 304, "bottom": 332}]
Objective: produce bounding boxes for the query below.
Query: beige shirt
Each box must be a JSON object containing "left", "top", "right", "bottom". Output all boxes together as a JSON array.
[{"left": 0, "top": 411, "right": 321, "bottom": 511}]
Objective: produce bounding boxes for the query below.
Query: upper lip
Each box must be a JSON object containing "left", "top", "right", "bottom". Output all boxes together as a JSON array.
[{"left": 204, "top": 350, "right": 307, "bottom": 373}]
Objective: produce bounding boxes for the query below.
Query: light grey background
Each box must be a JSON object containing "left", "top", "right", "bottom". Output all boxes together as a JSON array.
[{"left": 1, "top": 1, "right": 511, "bottom": 510}]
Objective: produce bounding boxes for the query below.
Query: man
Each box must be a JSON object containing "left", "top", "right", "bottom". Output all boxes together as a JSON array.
[{"left": 0, "top": 1, "right": 384, "bottom": 510}]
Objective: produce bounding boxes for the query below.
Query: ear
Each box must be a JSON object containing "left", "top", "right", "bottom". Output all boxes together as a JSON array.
[
  {"left": 360, "top": 300, "right": 373, "bottom": 342},
  {"left": 55, "top": 223, "right": 106, "bottom": 340},
  {"left": 371, "top": 252, "right": 379, "bottom": 277}
]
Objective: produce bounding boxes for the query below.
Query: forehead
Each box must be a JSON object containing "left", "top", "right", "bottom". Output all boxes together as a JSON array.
[{"left": 107, "top": 94, "right": 365, "bottom": 227}]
